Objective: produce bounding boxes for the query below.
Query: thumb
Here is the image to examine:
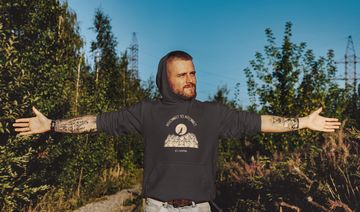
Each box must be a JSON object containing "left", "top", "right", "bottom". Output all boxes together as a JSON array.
[
  {"left": 32, "top": 106, "right": 42, "bottom": 116},
  {"left": 314, "top": 107, "right": 322, "bottom": 114}
]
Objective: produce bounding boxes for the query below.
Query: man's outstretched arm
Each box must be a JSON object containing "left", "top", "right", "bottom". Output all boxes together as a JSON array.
[
  {"left": 53, "top": 116, "right": 97, "bottom": 134},
  {"left": 261, "top": 107, "right": 341, "bottom": 133},
  {"left": 13, "top": 107, "right": 97, "bottom": 136}
]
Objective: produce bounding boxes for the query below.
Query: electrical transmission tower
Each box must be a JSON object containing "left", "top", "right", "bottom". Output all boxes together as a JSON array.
[
  {"left": 335, "top": 36, "right": 360, "bottom": 93},
  {"left": 128, "top": 32, "right": 139, "bottom": 78}
]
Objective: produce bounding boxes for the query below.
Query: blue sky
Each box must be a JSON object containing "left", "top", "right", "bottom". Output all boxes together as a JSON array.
[{"left": 67, "top": 0, "right": 360, "bottom": 106}]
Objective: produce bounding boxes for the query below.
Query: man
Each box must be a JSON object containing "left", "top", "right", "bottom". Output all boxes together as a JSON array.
[{"left": 13, "top": 51, "right": 341, "bottom": 211}]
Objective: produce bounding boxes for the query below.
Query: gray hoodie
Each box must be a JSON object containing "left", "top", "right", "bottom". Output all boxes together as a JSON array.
[{"left": 96, "top": 51, "right": 261, "bottom": 202}]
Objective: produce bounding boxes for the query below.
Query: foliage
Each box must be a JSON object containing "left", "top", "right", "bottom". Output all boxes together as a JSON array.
[
  {"left": 213, "top": 22, "right": 360, "bottom": 211},
  {"left": 0, "top": 0, "right": 83, "bottom": 208},
  {"left": 208, "top": 85, "right": 237, "bottom": 109},
  {"left": 0, "top": 137, "right": 49, "bottom": 210},
  {"left": 243, "top": 22, "right": 349, "bottom": 153},
  {"left": 0, "top": 1, "right": 150, "bottom": 210},
  {"left": 2, "top": 1, "right": 359, "bottom": 211},
  {"left": 216, "top": 129, "right": 360, "bottom": 211}
]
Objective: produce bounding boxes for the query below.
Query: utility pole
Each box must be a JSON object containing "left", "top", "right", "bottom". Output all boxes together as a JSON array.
[
  {"left": 125, "top": 32, "right": 139, "bottom": 105},
  {"left": 128, "top": 32, "right": 139, "bottom": 78},
  {"left": 335, "top": 36, "right": 360, "bottom": 94}
]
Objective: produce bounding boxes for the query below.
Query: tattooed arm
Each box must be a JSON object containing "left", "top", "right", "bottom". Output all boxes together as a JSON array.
[
  {"left": 261, "top": 115, "right": 304, "bottom": 132},
  {"left": 13, "top": 107, "right": 97, "bottom": 136},
  {"left": 261, "top": 108, "right": 341, "bottom": 133},
  {"left": 54, "top": 116, "right": 97, "bottom": 134}
]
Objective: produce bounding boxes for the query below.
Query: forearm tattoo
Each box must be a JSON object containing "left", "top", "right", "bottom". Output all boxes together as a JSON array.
[
  {"left": 54, "top": 116, "right": 97, "bottom": 133},
  {"left": 271, "top": 117, "right": 299, "bottom": 130}
]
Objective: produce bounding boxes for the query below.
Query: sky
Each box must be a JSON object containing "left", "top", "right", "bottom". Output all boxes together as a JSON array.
[{"left": 66, "top": 0, "right": 360, "bottom": 106}]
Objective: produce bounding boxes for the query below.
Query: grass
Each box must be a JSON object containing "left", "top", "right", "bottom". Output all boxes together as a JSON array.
[
  {"left": 25, "top": 163, "right": 142, "bottom": 212},
  {"left": 216, "top": 126, "right": 360, "bottom": 211}
]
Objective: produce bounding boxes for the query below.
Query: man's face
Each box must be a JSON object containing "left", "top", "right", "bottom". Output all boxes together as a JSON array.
[{"left": 167, "top": 58, "right": 197, "bottom": 99}]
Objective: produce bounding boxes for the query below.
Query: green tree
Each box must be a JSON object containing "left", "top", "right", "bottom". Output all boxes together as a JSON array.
[
  {"left": 244, "top": 22, "right": 346, "bottom": 153},
  {"left": 0, "top": 21, "right": 49, "bottom": 210},
  {"left": 0, "top": 0, "right": 83, "bottom": 209},
  {"left": 90, "top": 9, "right": 121, "bottom": 111},
  {"left": 209, "top": 85, "right": 237, "bottom": 109}
]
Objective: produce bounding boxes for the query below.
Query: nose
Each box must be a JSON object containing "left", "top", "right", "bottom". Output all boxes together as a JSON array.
[{"left": 186, "top": 73, "right": 195, "bottom": 83}]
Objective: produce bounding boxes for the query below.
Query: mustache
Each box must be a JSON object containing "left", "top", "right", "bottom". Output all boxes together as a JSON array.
[{"left": 183, "top": 83, "right": 196, "bottom": 88}]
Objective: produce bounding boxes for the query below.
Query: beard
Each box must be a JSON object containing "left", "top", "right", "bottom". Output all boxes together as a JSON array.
[
  {"left": 168, "top": 80, "right": 197, "bottom": 100},
  {"left": 178, "top": 84, "right": 196, "bottom": 99}
]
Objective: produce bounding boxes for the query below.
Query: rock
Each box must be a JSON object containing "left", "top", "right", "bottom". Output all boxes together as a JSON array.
[{"left": 74, "top": 185, "right": 142, "bottom": 212}]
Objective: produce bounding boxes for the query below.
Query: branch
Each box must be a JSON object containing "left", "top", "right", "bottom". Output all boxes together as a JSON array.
[{"left": 278, "top": 201, "right": 301, "bottom": 212}]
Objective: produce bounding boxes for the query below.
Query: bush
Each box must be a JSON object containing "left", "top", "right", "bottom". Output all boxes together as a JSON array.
[{"left": 216, "top": 128, "right": 360, "bottom": 211}]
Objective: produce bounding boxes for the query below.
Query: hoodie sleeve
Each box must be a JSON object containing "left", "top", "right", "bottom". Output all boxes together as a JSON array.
[
  {"left": 96, "top": 102, "right": 144, "bottom": 136},
  {"left": 218, "top": 104, "right": 261, "bottom": 139}
]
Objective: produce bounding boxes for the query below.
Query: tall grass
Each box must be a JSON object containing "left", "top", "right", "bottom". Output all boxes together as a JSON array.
[
  {"left": 216, "top": 127, "right": 360, "bottom": 211},
  {"left": 25, "top": 163, "right": 141, "bottom": 211}
]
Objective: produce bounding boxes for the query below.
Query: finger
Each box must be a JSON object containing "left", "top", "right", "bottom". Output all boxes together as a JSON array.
[
  {"left": 315, "top": 107, "right": 322, "bottom": 114},
  {"left": 324, "top": 123, "right": 341, "bottom": 128},
  {"left": 32, "top": 106, "right": 42, "bottom": 116},
  {"left": 13, "top": 123, "right": 30, "bottom": 127},
  {"left": 326, "top": 123, "right": 341, "bottom": 127},
  {"left": 325, "top": 121, "right": 341, "bottom": 125},
  {"left": 15, "top": 127, "right": 31, "bottom": 132},
  {"left": 325, "top": 118, "right": 339, "bottom": 122},
  {"left": 15, "top": 118, "right": 31, "bottom": 123},
  {"left": 322, "top": 129, "right": 335, "bottom": 132},
  {"left": 325, "top": 122, "right": 341, "bottom": 126},
  {"left": 324, "top": 124, "right": 340, "bottom": 128},
  {"left": 324, "top": 126, "right": 340, "bottom": 129}
]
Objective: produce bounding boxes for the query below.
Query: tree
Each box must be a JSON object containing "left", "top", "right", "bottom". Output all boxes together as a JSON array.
[
  {"left": 209, "top": 85, "right": 237, "bottom": 109},
  {"left": 244, "top": 22, "right": 346, "bottom": 153},
  {"left": 90, "top": 9, "right": 121, "bottom": 111},
  {"left": 0, "top": 0, "right": 83, "bottom": 209}
]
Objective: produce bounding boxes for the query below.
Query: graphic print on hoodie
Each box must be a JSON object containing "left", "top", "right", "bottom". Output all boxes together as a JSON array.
[
  {"left": 96, "top": 51, "right": 261, "bottom": 202},
  {"left": 164, "top": 114, "right": 199, "bottom": 149}
]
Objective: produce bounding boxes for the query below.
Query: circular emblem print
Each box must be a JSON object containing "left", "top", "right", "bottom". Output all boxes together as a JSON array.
[{"left": 175, "top": 124, "right": 187, "bottom": 135}]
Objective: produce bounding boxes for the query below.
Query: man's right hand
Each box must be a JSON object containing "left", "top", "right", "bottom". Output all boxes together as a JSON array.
[{"left": 13, "top": 107, "right": 51, "bottom": 136}]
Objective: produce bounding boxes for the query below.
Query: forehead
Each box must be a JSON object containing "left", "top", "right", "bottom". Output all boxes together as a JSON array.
[{"left": 166, "top": 58, "right": 194, "bottom": 75}]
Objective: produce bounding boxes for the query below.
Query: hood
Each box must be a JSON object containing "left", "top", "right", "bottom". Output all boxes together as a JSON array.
[{"left": 156, "top": 51, "right": 196, "bottom": 104}]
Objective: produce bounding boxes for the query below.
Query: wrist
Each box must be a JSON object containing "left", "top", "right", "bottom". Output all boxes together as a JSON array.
[{"left": 298, "top": 116, "right": 309, "bottom": 129}]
